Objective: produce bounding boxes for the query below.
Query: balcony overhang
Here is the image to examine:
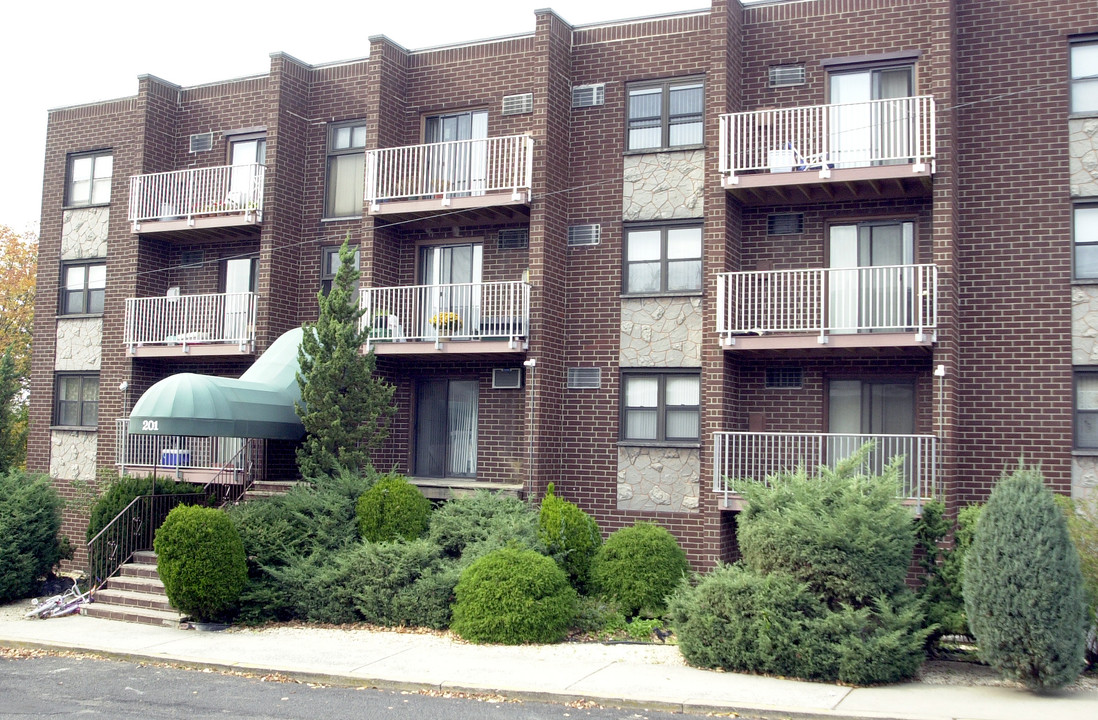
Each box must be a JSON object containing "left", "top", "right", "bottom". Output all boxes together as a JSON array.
[
  {"left": 131, "top": 212, "right": 262, "bottom": 238},
  {"left": 365, "top": 338, "right": 527, "bottom": 356},
  {"left": 721, "top": 330, "right": 935, "bottom": 355},
  {"left": 723, "top": 163, "right": 933, "bottom": 205},
  {"left": 368, "top": 191, "right": 531, "bottom": 228},
  {"left": 128, "top": 341, "right": 256, "bottom": 359}
]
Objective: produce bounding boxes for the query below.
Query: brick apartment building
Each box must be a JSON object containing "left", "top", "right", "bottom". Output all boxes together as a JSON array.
[{"left": 29, "top": 0, "right": 1098, "bottom": 569}]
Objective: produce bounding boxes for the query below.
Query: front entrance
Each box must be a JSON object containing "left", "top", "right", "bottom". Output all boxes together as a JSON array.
[{"left": 415, "top": 379, "right": 479, "bottom": 478}]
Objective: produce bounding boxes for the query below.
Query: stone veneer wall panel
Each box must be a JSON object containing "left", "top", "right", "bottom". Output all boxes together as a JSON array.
[
  {"left": 617, "top": 446, "right": 700, "bottom": 513},
  {"left": 620, "top": 296, "right": 703, "bottom": 367},
  {"left": 1070, "top": 118, "right": 1098, "bottom": 198},
  {"left": 622, "top": 150, "right": 704, "bottom": 222},
  {"left": 1072, "top": 456, "right": 1098, "bottom": 501},
  {"left": 49, "top": 431, "right": 98, "bottom": 483},
  {"left": 60, "top": 208, "right": 109, "bottom": 260},
  {"left": 55, "top": 318, "right": 103, "bottom": 371}
]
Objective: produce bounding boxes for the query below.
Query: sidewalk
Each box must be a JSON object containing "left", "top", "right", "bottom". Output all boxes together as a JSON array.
[{"left": 1, "top": 613, "right": 1096, "bottom": 720}]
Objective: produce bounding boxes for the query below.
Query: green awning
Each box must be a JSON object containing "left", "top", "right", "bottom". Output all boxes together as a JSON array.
[{"left": 128, "top": 328, "right": 305, "bottom": 440}]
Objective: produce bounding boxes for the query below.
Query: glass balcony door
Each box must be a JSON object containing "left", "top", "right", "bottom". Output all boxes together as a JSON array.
[
  {"left": 829, "top": 221, "right": 914, "bottom": 333},
  {"left": 828, "top": 379, "right": 915, "bottom": 476},
  {"left": 229, "top": 137, "right": 266, "bottom": 203},
  {"left": 424, "top": 110, "right": 488, "bottom": 196},
  {"left": 829, "top": 67, "right": 912, "bottom": 167},
  {"left": 222, "top": 257, "right": 257, "bottom": 341},
  {"left": 415, "top": 379, "right": 479, "bottom": 478},
  {"left": 419, "top": 244, "right": 482, "bottom": 336}
]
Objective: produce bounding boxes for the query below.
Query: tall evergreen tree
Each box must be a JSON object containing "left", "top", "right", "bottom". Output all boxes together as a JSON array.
[
  {"left": 295, "top": 239, "right": 395, "bottom": 480},
  {"left": 0, "top": 347, "right": 27, "bottom": 473},
  {"left": 964, "top": 464, "right": 1088, "bottom": 690}
]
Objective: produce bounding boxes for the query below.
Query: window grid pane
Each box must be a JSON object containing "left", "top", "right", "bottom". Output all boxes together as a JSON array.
[{"left": 625, "top": 376, "right": 659, "bottom": 407}]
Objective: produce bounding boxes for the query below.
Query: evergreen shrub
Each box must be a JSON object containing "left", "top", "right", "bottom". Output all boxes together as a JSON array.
[
  {"left": 820, "top": 593, "right": 933, "bottom": 685},
  {"left": 669, "top": 565, "right": 831, "bottom": 678},
  {"left": 964, "top": 465, "right": 1088, "bottom": 690},
  {"left": 303, "top": 539, "right": 459, "bottom": 628},
  {"left": 736, "top": 453, "right": 914, "bottom": 607},
  {"left": 451, "top": 546, "right": 576, "bottom": 644},
  {"left": 427, "top": 490, "right": 541, "bottom": 560},
  {"left": 228, "top": 477, "right": 366, "bottom": 623},
  {"left": 538, "top": 483, "right": 601, "bottom": 591},
  {"left": 1055, "top": 494, "right": 1098, "bottom": 664},
  {"left": 87, "top": 475, "right": 204, "bottom": 542},
  {"left": 0, "top": 471, "right": 67, "bottom": 602},
  {"left": 154, "top": 505, "right": 247, "bottom": 623},
  {"left": 916, "top": 501, "right": 982, "bottom": 640},
  {"left": 356, "top": 474, "right": 431, "bottom": 543},
  {"left": 590, "top": 522, "right": 688, "bottom": 617}
]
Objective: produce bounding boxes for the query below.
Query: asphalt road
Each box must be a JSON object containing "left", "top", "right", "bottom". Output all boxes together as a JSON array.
[{"left": 0, "top": 654, "right": 697, "bottom": 720}]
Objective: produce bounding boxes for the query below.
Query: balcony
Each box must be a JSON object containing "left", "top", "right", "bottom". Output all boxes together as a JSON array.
[
  {"left": 114, "top": 418, "right": 263, "bottom": 485},
  {"left": 718, "top": 96, "right": 935, "bottom": 204},
  {"left": 128, "top": 164, "right": 265, "bottom": 236},
  {"left": 365, "top": 135, "right": 533, "bottom": 223},
  {"left": 716, "top": 264, "right": 937, "bottom": 353},
  {"left": 124, "top": 292, "right": 258, "bottom": 358},
  {"left": 713, "top": 431, "right": 939, "bottom": 508},
  {"left": 360, "top": 281, "right": 529, "bottom": 355}
]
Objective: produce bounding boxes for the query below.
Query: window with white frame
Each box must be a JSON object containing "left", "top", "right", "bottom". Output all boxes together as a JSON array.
[
  {"left": 1075, "top": 369, "right": 1098, "bottom": 448},
  {"left": 626, "top": 78, "right": 703, "bottom": 151},
  {"left": 623, "top": 224, "right": 702, "bottom": 294},
  {"left": 325, "top": 121, "right": 366, "bottom": 218},
  {"left": 60, "top": 261, "right": 106, "bottom": 315},
  {"left": 320, "top": 245, "right": 360, "bottom": 295},
  {"left": 1075, "top": 204, "right": 1098, "bottom": 280},
  {"left": 1071, "top": 40, "right": 1098, "bottom": 114},
  {"left": 54, "top": 373, "right": 99, "bottom": 428},
  {"left": 621, "top": 371, "right": 700, "bottom": 442},
  {"left": 66, "top": 151, "right": 112, "bottom": 207}
]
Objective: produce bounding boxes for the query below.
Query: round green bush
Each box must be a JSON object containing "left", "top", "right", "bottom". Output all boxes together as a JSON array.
[
  {"left": 356, "top": 474, "right": 431, "bottom": 542},
  {"left": 451, "top": 546, "right": 577, "bottom": 644},
  {"left": 0, "top": 471, "right": 67, "bottom": 602},
  {"left": 538, "top": 483, "right": 601, "bottom": 591},
  {"left": 964, "top": 465, "right": 1088, "bottom": 690},
  {"left": 87, "top": 475, "right": 203, "bottom": 542},
  {"left": 154, "top": 505, "right": 247, "bottom": 623},
  {"left": 670, "top": 565, "right": 830, "bottom": 678},
  {"left": 590, "top": 522, "right": 689, "bottom": 617},
  {"left": 736, "top": 456, "right": 915, "bottom": 607},
  {"left": 428, "top": 490, "right": 541, "bottom": 560}
]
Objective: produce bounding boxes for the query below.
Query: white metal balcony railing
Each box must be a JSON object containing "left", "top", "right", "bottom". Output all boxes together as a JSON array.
[
  {"left": 365, "top": 135, "right": 534, "bottom": 209},
  {"left": 128, "top": 164, "right": 265, "bottom": 225},
  {"left": 717, "top": 264, "right": 937, "bottom": 343},
  {"left": 114, "top": 418, "right": 255, "bottom": 480},
  {"left": 713, "top": 432, "right": 939, "bottom": 505},
  {"left": 360, "top": 281, "right": 530, "bottom": 349},
  {"left": 124, "top": 292, "right": 258, "bottom": 351},
  {"left": 718, "top": 96, "right": 936, "bottom": 182}
]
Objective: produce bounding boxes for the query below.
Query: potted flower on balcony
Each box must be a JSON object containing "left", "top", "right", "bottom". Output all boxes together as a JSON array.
[{"left": 429, "top": 311, "right": 463, "bottom": 340}]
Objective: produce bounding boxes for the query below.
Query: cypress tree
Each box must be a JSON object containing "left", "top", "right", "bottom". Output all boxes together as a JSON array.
[
  {"left": 296, "top": 239, "right": 395, "bottom": 480},
  {"left": 963, "top": 464, "right": 1088, "bottom": 690}
]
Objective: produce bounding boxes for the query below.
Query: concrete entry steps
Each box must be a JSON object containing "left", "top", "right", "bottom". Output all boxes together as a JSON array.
[{"left": 83, "top": 550, "right": 185, "bottom": 628}]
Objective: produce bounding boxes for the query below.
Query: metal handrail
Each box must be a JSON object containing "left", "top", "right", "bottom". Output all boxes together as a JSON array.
[
  {"left": 128, "top": 164, "right": 265, "bottom": 225},
  {"left": 124, "top": 292, "right": 258, "bottom": 352}
]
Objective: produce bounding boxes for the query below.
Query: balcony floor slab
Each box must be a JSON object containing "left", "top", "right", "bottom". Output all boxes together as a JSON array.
[
  {"left": 724, "top": 163, "right": 933, "bottom": 205},
  {"left": 721, "top": 331, "right": 934, "bottom": 354},
  {"left": 365, "top": 339, "right": 526, "bottom": 355},
  {"left": 128, "top": 343, "right": 256, "bottom": 358}
]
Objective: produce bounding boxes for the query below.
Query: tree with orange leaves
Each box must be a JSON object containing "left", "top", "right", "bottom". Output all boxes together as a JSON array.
[{"left": 0, "top": 224, "right": 36, "bottom": 471}]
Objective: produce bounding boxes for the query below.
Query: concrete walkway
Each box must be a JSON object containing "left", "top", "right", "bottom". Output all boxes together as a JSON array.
[{"left": 1, "top": 613, "right": 1096, "bottom": 720}]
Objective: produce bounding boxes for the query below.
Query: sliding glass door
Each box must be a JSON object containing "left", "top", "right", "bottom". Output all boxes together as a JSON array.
[{"left": 415, "top": 379, "right": 478, "bottom": 478}]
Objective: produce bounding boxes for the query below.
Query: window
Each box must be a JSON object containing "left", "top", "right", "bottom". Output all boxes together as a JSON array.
[
  {"left": 320, "top": 245, "right": 360, "bottom": 295},
  {"left": 1071, "top": 40, "right": 1098, "bottom": 114},
  {"left": 325, "top": 121, "right": 366, "bottom": 218},
  {"left": 66, "top": 151, "right": 112, "bottom": 206},
  {"left": 55, "top": 374, "right": 99, "bottom": 428},
  {"left": 1076, "top": 370, "right": 1098, "bottom": 448},
  {"left": 61, "top": 261, "right": 106, "bottom": 315},
  {"left": 1075, "top": 204, "right": 1098, "bottom": 280},
  {"left": 622, "top": 371, "right": 700, "bottom": 442},
  {"left": 626, "top": 78, "right": 703, "bottom": 151},
  {"left": 766, "top": 367, "right": 803, "bottom": 389},
  {"left": 624, "top": 224, "right": 702, "bottom": 294}
]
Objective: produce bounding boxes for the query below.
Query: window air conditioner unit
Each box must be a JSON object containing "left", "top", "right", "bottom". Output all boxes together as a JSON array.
[
  {"left": 567, "top": 224, "right": 601, "bottom": 247},
  {"left": 502, "top": 93, "right": 534, "bottom": 116},
  {"left": 769, "top": 65, "right": 806, "bottom": 88},
  {"left": 572, "top": 84, "right": 606, "bottom": 108},
  {"left": 497, "top": 228, "right": 529, "bottom": 250},
  {"left": 567, "top": 368, "right": 601, "bottom": 389},
  {"left": 492, "top": 368, "right": 523, "bottom": 389},
  {"left": 189, "top": 132, "right": 215, "bottom": 153}
]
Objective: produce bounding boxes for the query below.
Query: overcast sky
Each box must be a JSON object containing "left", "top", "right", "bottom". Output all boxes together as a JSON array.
[{"left": 1, "top": 0, "right": 721, "bottom": 236}]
